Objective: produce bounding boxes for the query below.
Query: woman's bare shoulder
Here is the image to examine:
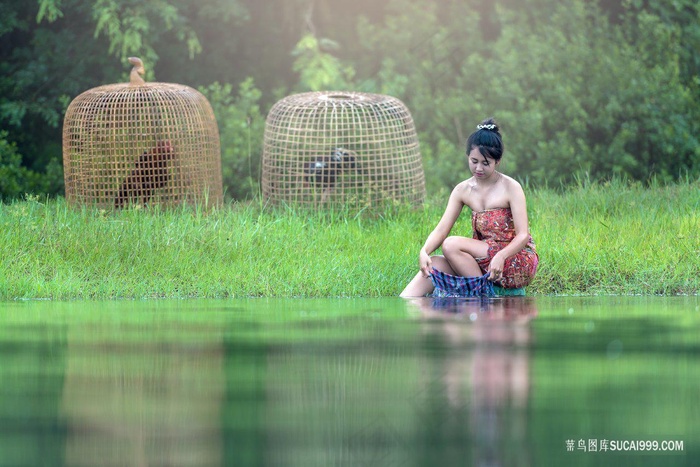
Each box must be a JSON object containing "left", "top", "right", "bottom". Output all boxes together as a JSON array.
[
  {"left": 500, "top": 174, "right": 525, "bottom": 192},
  {"left": 454, "top": 178, "right": 477, "bottom": 192},
  {"left": 499, "top": 173, "right": 519, "bottom": 185},
  {"left": 451, "top": 178, "right": 477, "bottom": 200}
]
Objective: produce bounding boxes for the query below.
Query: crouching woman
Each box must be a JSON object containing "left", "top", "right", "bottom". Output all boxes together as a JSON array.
[{"left": 400, "top": 118, "right": 538, "bottom": 297}]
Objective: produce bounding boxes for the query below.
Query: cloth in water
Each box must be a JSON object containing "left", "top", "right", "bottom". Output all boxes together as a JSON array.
[{"left": 429, "top": 268, "right": 495, "bottom": 298}]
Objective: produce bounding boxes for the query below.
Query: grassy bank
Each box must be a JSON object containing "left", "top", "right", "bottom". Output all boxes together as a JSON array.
[{"left": 2, "top": 179, "right": 699, "bottom": 300}]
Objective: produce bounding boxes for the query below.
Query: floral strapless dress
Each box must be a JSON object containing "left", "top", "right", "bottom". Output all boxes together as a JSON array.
[{"left": 472, "top": 207, "right": 538, "bottom": 289}]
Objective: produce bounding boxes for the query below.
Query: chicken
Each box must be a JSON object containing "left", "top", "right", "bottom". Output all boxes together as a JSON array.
[
  {"left": 114, "top": 140, "right": 174, "bottom": 208},
  {"left": 304, "top": 148, "right": 358, "bottom": 188}
]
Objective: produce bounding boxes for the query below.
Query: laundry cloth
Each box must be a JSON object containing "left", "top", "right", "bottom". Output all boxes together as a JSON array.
[
  {"left": 429, "top": 268, "right": 525, "bottom": 298},
  {"left": 429, "top": 268, "right": 495, "bottom": 298}
]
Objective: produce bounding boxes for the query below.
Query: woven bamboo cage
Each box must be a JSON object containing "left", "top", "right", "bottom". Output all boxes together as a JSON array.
[
  {"left": 62, "top": 57, "right": 223, "bottom": 209},
  {"left": 261, "top": 91, "right": 425, "bottom": 207}
]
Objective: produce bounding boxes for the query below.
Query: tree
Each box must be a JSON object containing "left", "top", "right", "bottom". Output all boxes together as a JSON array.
[
  {"left": 200, "top": 78, "right": 265, "bottom": 200},
  {"left": 1, "top": 0, "right": 699, "bottom": 200},
  {"left": 350, "top": 0, "right": 700, "bottom": 188},
  {"left": 0, "top": 0, "right": 247, "bottom": 199}
]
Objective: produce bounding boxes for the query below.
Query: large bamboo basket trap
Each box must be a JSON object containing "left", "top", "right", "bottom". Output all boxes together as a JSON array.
[
  {"left": 261, "top": 91, "right": 426, "bottom": 207},
  {"left": 62, "top": 57, "right": 223, "bottom": 209}
]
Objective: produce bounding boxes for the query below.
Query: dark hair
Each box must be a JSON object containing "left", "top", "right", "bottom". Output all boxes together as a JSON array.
[{"left": 466, "top": 117, "right": 503, "bottom": 161}]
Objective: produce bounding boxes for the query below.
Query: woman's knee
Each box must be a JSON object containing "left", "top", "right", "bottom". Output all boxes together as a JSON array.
[
  {"left": 443, "top": 236, "right": 489, "bottom": 261},
  {"left": 442, "top": 236, "right": 467, "bottom": 259},
  {"left": 430, "top": 255, "right": 455, "bottom": 274}
]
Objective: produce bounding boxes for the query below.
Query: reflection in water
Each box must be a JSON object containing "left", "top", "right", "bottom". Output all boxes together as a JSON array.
[
  {"left": 4, "top": 298, "right": 699, "bottom": 466},
  {"left": 407, "top": 297, "right": 538, "bottom": 467},
  {"left": 262, "top": 316, "right": 416, "bottom": 467},
  {"left": 0, "top": 318, "right": 67, "bottom": 467},
  {"left": 60, "top": 317, "right": 224, "bottom": 466},
  {"left": 259, "top": 298, "right": 539, "bottom": 466}
]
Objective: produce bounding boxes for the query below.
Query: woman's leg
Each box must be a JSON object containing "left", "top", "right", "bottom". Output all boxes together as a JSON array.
[
  {"left": 400, "top": 255, "right": 454, "bottom": 298},
  {"left": 441, "top": 236, "right": 489, "bottom": 277}
]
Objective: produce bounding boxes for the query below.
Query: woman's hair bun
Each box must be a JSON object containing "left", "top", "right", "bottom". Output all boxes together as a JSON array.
[
  {"left": 467, "top": 117, "right": 504, "bottom": 161},
  {"left": 476, "top": 117, "right": 499, "bottom": 133}
]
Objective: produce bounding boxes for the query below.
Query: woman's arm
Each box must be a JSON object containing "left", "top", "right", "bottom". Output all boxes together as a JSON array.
[{"left": 418, "top": 184, "right": 465, "bottom": 276}]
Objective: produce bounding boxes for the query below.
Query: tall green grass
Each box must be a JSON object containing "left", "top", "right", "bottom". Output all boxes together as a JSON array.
[
  {"left": 531, "top": 177, "right": 700, "bottom": 295},
  {"left": 1, "top": 178, "right": 699, "bottom": 300}
]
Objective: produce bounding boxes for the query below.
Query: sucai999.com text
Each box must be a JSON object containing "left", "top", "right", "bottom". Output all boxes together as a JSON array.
[{"left": 566, "top": 439, "right": 684, "bottom": 453}]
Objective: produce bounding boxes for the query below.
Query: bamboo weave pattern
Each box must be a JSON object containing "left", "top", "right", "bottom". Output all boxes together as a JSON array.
[
  {"left": 262, "top": 91, "right": 425, "bottom": 207},
  {"left": 63, "top": 59, "right": 223, "bottom": 209}
]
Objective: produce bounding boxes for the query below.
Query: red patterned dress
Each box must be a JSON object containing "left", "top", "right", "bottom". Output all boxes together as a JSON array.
[{"left": 472, "top": 207, "right": 538, "bottom": 289}]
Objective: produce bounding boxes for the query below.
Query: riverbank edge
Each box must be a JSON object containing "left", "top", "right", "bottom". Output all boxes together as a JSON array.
[{"left": 2, "top": 179, "right": 699, "bottom": 300}]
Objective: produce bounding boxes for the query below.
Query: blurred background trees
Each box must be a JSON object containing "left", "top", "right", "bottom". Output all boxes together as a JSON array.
[{"left": 1, "top": 0, "right": 698, "bottom": 200}]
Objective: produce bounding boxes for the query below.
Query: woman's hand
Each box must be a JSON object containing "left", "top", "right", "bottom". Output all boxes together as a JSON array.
[
  {"left": 488, "top": 253, "right": 505, "bottom": 282},
  {"left": 419, "top": 250, "right": 433, "bottom": 277}
]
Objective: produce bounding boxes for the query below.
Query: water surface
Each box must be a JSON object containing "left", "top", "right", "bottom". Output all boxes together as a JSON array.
[{"left": 1, "top": 296, "right": 698, "bottom": 466}]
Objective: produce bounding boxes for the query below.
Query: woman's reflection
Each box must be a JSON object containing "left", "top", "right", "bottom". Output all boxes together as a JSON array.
[{"left": 408, "top": 296, "right": 537, "bottom": 467}]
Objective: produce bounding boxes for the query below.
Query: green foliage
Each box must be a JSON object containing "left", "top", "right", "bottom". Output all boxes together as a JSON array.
[
  {"left": 0, "top": 131, "right": 63, "bottom": 201},
  {"left": 93, "top": 0, "right": 202, "bottom": 64},
  {"left": 484, "top": 1, "right": 700, "bottom": 185},
  {"left": 622, "top": 0, "right": 700, "bottom": 89},
  {"left": 38, "top": 0, "right": 203, "bottom": 65},
  {"left": 291, "top": 33, "right": 355, "bottom": 92},
  {"left": 1, "top": 0, "right": 249, "bottom": 199},
  {"left": 354, "top": 0, "right": 478, "bottom": 191},
  {"left": 200, "top": 79, "right": 265, "bottom": 200},
  {"left": 2, "top": 0, "right": 700, "bottom": 199},
  {"left": 36, "top": 0, "right": 64, "bottom": 22},
  {"left": 353, "top": 0, "right": 700, "bottom": 188},
  {"left": 0, "top": 133, "right": 28, "bottom": 200}
]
